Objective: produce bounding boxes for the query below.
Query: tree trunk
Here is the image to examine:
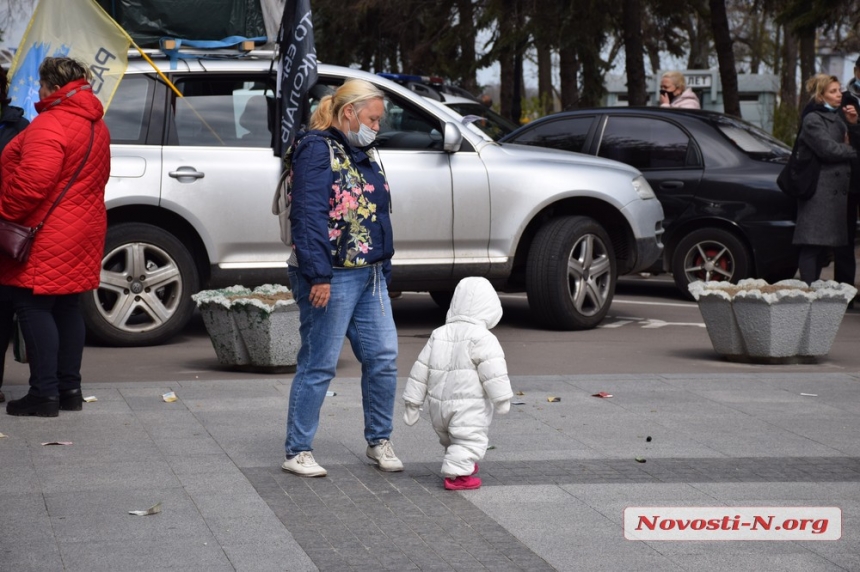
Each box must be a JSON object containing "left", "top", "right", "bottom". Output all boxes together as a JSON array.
[
  {"left": 779, "top": 26, "right": 798, "bottom": 108},
  {"left": 559, "top": 43, "right": 579, "bottom": 110},
  {"left": 499, "top": 0, "right": 516, "bottom": 121},
  {"left": 685, "top": 13, "right": 711, "bottom": 69},
  {"left": 622, "top": 0, "right": 647, "bottom": 106},
  {"left": 709, "top": 0, "right": 740, "bottom": 117},
  {"left": 455, "top": 0, "right": 478, "bottom": 93},
  {"left": 537, "top": 42, "right": 553, "bottom": 115},
  {"left": 799, "top": 28, "right": 817, "bottom": 102}
]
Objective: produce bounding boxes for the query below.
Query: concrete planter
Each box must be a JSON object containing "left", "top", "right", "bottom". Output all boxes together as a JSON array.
[
  {"left": 191, "top": 284, "right": 300, "bottom": 371},
  {"left": 688, "top": 279, "right": 856, "bottom": 363}
]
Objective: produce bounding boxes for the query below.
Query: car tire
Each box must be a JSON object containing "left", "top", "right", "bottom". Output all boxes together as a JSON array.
[
  {"left": 81, "top": 223, "right": 200, "bottom": 347},
  {"left": 429, "top": 290, "right": 454, "bottom": 309},
  {"left": 526, "top": 216, "right": 616, "bottom": 330},
  {"left": 671, "top": 227, "right": 751, "bottom": 298}
]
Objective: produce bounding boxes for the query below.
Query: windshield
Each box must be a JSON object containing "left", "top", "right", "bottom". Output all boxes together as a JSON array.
[
  {"left": 714, "top": 117, "right": 790, "bottom": 161},
  {"left": 445, "top": 102, "right": 518, "bottom": 140}
]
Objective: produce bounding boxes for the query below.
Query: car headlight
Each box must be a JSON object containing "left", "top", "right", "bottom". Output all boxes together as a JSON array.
[{"left": 632, "top": 175, "right": 656, "bottom": 200}]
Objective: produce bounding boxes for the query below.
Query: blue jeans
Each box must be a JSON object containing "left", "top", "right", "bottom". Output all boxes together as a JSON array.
[{"left": 284, "top": 265, "right": 398, "bottom": 457}]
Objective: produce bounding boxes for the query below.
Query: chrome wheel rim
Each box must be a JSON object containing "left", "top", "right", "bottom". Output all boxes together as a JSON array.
[
  {"left": 682, "top": 240, "right": 735, "bottom": 283},
  {"left": 92, "top": 242, "right": 184, "bottom": 333},
  {"left": 567, "top": 233, "right": 612, "bottom": 317}
]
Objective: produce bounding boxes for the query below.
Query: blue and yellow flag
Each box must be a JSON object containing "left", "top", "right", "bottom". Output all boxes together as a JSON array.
[{"left": 8, "top": 0, "right": 132, "bottom": 120}]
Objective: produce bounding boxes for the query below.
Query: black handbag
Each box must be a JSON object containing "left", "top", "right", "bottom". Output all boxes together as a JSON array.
[
  {"left": 777, "top": 135, "right": 820, "bottom": 200},
  {"left": 0, "top": 124, "right": 95, "bottom": 263}
]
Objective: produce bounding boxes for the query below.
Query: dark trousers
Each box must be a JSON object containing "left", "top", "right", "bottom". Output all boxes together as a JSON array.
[
  {"left": 0, "top": 300, "right": 13, "bottom": 388},
  {"left": 799, "top": 246, "right": 827, "bottom": 285},
  {"left": 7, "top": 288, "right": 85, "bottom": 398},
  {"left": 833, "top": 193, "right": 859, "bottom": 285}
]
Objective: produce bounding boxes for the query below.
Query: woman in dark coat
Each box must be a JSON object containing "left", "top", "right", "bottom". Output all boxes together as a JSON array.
[
  {"left": 0, "top": 65, "right": 30, "bottom": 404},
  {"left": 794, "top": 74, "right": 860, "bottom": 284}
]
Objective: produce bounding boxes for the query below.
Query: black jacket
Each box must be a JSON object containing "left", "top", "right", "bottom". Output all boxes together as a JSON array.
[{"left": 0, "top": 104, "right": 29, "bottom": 158}]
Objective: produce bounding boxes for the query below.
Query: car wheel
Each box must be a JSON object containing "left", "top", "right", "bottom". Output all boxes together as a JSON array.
[
  {"left": 526, "top": 216, "right": 616, "bottom": 330},
  {"left": 671, "top": 228, "right": 751, "bottom": 297},
  {"left": 429, "top": 290, "right": 454, "bottom": 309},
  {"left": 81, "top": 223, "right": 200, "bottom": 346}
]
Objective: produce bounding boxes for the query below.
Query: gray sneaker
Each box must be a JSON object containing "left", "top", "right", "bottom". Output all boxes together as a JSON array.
[
  {"left": 366, "top": 439, "right": 404, "bottom": 472},
  {"left": 281, "top": 451, "right": 327, "bottom": 477}
]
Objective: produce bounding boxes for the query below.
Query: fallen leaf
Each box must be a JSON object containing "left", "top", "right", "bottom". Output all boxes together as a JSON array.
[
  {"left": 511, "top": 400, "right": 526, "bottom": 405},
  {"left": 515, "top": 391, "right": 525, "bottom": 396},
  {"left": 547, "top": 396, "right": 561, "bottom": 403},
  {"left": 41, "top": 441, "right": 73, "bottom": 446},
  {"left": 83, "top": 396, "right": 97, "bottom": 402},
  {"left": 635, "top": 457, "right": 646, "bottom": 463}
]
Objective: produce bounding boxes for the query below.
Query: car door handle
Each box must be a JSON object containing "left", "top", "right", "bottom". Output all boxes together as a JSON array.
[
  {"left": 659, "top": 180, "right": 684, "bottom": 190},
  {"left": 168, "top": 167, "right": 205, "bottom": 180}
]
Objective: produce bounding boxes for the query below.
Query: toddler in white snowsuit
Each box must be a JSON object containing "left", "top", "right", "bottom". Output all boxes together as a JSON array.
[{"left": 402, "top": 277, "right": 512, "bottom": 490}]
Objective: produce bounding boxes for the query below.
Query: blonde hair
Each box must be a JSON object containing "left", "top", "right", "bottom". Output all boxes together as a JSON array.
[
  {"left": 805, "top": 73, "right": 840, "bottom": 103},
  {"left": 310, "top": 79, "right": 384, "bottom": 131},
  {"left": 661, "top": 71, "right": 686, "bottom": 91}
]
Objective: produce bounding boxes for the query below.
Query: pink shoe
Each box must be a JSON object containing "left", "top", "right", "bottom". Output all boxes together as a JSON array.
[
  {"left": 444, "top": 475, "right": 482, "bottom": 490},
  {"left": 472, "top": 463, "right": 479, "bottom": 475}
]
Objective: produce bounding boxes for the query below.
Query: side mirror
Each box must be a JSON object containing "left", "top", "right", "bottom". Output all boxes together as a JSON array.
[{"left": 443, "top": 122, "right": 463, "bottom": 152}]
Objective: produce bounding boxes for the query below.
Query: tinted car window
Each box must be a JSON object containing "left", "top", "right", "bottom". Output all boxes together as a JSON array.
[
  {"left": 512, "top": 116, "right": 593, "bottom": 153},
  {"left": 715, "top": 120, "right": 790, "bottom": 161},
  {"left": 103, "top": 75, "right": 152, "bottom": 143},
  {"left": 169, "top": 77, "right": 273, "bottom": 147},
  {"left": 597, "top": 116, "right": 690, "bottom": 170}
]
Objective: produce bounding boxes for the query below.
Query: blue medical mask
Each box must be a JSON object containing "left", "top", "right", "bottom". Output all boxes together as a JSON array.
[
  {"left": 347, "top": 122, "right": 377, "bottom": 147},
  {"left": 346, "top": 110, "right": 377, "bottom": 147},
  {"left": 824, "top": 102, "right": 839, "bottom": 111}
]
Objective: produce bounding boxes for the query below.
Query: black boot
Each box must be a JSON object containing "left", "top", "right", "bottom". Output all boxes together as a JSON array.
[
  {"left": 6, "top": 393, "right": 59, "bottom": 417},
  {"left": 59, "top": 388, "right": 83, "bottom": 411}
]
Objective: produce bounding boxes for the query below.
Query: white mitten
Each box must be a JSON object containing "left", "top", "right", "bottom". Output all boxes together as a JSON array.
[
  {"left": 495, "top": 400, "right": 511, "bottom": 415},
  {"left": 403, "top": 403, "right": 421, "bottom": 426}
]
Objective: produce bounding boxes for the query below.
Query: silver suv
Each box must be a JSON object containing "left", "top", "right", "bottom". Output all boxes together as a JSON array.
[{"left": 93, "top": 51, "right": 664, "bottom": 346}]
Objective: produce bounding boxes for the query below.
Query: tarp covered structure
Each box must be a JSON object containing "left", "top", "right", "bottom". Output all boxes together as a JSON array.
[{"left": 95, "top": 0, "right": 281, "bottom": 47}]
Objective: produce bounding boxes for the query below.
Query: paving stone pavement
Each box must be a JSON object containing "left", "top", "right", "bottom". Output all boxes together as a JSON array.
[{"left": 1, "top": 373, "right": 860, "bottom": 571}]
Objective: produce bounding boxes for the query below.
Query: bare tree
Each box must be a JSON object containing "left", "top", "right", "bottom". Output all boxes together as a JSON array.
[
  {"left": 622, "top": 0, "right": 648, "bottom": 106},
  {"left": 710, "top": 0, "right": 740, "bottom": 117}
]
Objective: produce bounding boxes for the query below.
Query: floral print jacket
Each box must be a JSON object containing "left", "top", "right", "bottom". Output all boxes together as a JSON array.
[{"left": 287, "top": 128, "right": 394, "bottom": 285}]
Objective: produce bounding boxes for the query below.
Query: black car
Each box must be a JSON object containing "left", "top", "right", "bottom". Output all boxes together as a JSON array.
[{"left": 500, "top": 107, "right": 797, "bottom": 296}]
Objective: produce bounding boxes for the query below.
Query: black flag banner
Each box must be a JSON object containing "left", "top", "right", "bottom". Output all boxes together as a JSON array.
[{"left": 275, "top": 0, "right": 318, "bottom": 158}]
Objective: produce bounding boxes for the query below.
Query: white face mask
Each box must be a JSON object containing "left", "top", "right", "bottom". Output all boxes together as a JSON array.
[{"left": 346, "top": 109, "right": 377, "bottom": 147}]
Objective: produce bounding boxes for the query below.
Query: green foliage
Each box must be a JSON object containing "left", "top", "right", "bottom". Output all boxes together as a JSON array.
[
  {"left": 519, "top": 93, "right": 554, "bottom": 123},
  {"left": 772, "top": 100, "right": 799, "bottom": 145}
]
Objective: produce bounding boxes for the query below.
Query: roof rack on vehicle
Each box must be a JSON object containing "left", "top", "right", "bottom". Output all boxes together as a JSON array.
[{"left": 128, "top": 37, "right": 275, "bottom": 62}]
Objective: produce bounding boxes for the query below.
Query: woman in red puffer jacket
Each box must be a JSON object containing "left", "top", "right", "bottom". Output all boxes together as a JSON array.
[{"left": 0, "top": 57, "right": 110, "bottom": 418}]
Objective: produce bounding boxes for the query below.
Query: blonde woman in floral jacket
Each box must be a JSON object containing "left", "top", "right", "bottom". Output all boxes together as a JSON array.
[{"left": 281, "top": 79, "right": 402, "bottom": 478}]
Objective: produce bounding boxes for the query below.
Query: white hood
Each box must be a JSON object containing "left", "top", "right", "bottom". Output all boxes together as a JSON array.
[{"left": 445, "top": 276, "right": 502, "bottom": 330}]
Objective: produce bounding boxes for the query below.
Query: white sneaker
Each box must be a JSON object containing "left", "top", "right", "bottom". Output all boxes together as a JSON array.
[
  {"left": 366, "top": 439, "right": 404, "bottom": 472},
  {"left": 281, "top": 451, "right": 327, "bottom": 477}
]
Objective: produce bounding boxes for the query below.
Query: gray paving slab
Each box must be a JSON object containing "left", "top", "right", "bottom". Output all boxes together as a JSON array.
[{"left": 3, "top": 373, "right": 860, "bottom": 571}]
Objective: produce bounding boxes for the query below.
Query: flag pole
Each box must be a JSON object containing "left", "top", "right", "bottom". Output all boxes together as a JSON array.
[
  {"left": 89, "top": 0, "right": 183, "bottom": 98},
  {"left": 131, "top": 43, "right": 183, "bottom": 99}
]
